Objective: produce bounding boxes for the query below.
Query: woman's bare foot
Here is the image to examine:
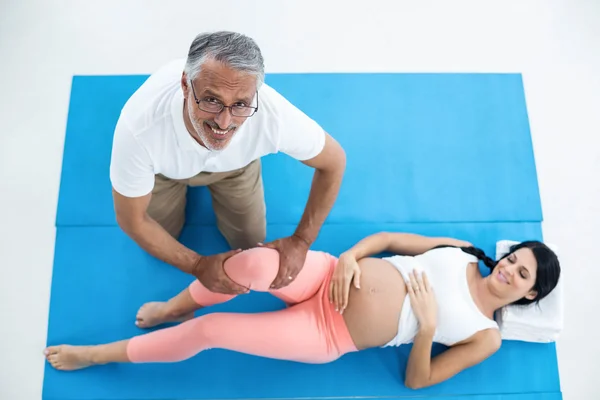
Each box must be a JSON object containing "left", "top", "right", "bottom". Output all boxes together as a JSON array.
[
  {"left": 135, "top": 302, "right": 194, "bottom": 328},
  {"left": 44, "top": 345, "right": 95, "bottom": 371}
]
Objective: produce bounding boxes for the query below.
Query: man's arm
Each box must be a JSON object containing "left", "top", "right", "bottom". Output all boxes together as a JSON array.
[
  {"left": 113, "top": 189, "right": 247, "bottom": 294},
  {"left": 112, "top": 188, "right": 200, "bottom": 274},
  {"left": 293, "top": 132, "right": 346, "bottom": 245},
  {"left": 109, "top": 117, "right": 200, "bottom": 272},
  {"left": 264, "top": 132, "right": 345, "bottom": 289}
]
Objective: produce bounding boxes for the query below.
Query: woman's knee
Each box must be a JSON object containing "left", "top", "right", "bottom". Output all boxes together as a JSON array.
[{"left": 224, "top": 248, "right": 279, "bottom": 291}]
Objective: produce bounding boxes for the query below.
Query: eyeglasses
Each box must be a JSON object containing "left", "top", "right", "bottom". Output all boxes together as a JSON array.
[{"left": 190, "top": 80, "right": 259, "bottom": 117}]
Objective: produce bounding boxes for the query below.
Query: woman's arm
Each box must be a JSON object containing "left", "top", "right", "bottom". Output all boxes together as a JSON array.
[
  {"left": 340, "top": 232, "right": 393, "bottom": 259},
  {"left": 386, "top": 232, "right": 473, "bottom": 256},
  {"left": 403, "top": 270, "right": 499, "bottom": 389},
  {"left": 342, "top": 232, "right": 472, "bottom": 259},
  {"left": 404, "top": 329, "right": 501, "bottom": 389}
]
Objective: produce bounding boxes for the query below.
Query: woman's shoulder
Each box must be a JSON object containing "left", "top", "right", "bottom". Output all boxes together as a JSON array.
[
  {"left": 476, "top": 328, "right": 502, "bottom": 351},
  {"left": 454, "top": 327, "right": 502, "bottom": 352}
]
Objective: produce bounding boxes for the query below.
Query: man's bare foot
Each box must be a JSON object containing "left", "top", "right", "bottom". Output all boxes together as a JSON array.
[
  {"left": 135, "top": 302, "right": 194, "bottom": 328},
  {"left": 44, "top": 345, "right": 94, "bottom": 371}
]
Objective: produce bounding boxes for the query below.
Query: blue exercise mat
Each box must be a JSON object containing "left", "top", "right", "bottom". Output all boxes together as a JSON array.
[
  {"left": 55, "top": 73, "right": 542, "bottom": 227},
  {"left": 44, "top": 72, "right": 561, "bottom": 399}
]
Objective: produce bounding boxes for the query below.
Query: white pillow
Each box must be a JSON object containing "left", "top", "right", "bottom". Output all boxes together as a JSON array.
[{"left": 493, "top": 240, "right": 563, "bottom": 343}]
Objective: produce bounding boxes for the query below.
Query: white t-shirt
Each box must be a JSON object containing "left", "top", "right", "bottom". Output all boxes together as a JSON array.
[{"left": 109, "top": 59, "right": 326, "bottom": 198}]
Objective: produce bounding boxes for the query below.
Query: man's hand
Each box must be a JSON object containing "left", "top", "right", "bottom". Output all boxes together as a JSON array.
[
  {"left": 192, "top": 249, "right": 249, "bottom": 294},
  {"left": 259, "top": 235, "right": 310, "bottom": 289}
]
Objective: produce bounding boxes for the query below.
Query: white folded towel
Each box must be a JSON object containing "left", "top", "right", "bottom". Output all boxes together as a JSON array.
[{"left": 493, "top": 240, "right": 563, "bottom": 343}]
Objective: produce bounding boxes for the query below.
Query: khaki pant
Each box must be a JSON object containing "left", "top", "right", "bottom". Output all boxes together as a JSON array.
[{"left": 147, "top": 159, "right": 266, "bottom": 249}]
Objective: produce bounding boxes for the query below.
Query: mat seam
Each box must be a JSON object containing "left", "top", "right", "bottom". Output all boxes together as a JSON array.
[
  {"left": 54, "top": 220, "right": 544, "bottom": 228},
  {"left": 43, "top": 389, "right": 563, "bottom": 400}
]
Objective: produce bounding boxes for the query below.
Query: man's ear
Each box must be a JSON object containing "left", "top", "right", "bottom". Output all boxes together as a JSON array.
[{"left": 181, "top": 72, "right": 189, "bottom": 96}]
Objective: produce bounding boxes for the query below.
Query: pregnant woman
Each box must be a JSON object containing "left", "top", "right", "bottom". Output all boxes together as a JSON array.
[{"left": 44, "top": 231, "right": 560, "bottom": 389}]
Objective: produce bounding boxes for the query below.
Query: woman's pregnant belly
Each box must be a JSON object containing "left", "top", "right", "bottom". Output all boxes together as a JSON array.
[{"left": 342, "top": 257, "right": 407, "bottom": 350}]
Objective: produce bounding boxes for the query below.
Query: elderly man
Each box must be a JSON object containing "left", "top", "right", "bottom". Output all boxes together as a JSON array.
[{"left": 109, "top": 31, "right": 346, "bottom": 294}]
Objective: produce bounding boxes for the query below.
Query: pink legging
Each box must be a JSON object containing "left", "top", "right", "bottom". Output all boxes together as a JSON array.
[{"left": 126, "top": 248, "right": 358, "bottom": 364}]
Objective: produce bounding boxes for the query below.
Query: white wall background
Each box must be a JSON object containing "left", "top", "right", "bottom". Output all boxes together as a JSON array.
[{"left": 1, "top": 0, "right": 598, "bottom": 399}]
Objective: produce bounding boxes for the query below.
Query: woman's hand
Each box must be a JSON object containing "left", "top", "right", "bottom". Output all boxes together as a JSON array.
[
  {"left": 438, "top": 237, "right": 473, "bottom": 248},
  {"left": 407, "top": 269, "right": 437, "bottom": 333},
  {"left": 452, "top": 239, "right": 473, "bottom": 248},
  {"left": 329, "top": 252, "right": 361, "bottom": 314}
]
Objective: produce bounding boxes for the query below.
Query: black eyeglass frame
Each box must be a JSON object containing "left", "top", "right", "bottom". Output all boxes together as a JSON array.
[{"left": 189, "top": 80, "right": 259, "bottom": 117}]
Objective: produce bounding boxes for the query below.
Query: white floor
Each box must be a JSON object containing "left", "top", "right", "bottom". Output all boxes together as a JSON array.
[{"left": 1, "top": 1, "right": 599, "bottom": 399}]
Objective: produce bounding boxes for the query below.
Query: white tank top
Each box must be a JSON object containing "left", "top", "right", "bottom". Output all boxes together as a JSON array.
[{"left": 382, "top": 247, "right": 498, "bottom": 347}]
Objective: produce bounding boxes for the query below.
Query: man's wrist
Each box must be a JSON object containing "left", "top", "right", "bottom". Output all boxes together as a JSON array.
[
  {"left": 190, "top": 253, "right": 203, "bottom": 276},
  {"left": 293, "top": 232, "right": 313, "bottom": 247}
]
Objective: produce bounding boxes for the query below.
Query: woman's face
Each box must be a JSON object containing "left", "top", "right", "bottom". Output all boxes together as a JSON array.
[{"left": 490, "top": 247, "right": 538, "bottom": 302}]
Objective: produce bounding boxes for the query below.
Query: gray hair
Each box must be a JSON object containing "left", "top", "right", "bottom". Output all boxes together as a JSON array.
[{"left": 184, "top": 31, "right": 265, "bottom": 89}]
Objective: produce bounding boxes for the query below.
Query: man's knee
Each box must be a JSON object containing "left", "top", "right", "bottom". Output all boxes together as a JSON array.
[
  {"left": 224, "top": 220, "right": 266, "bottom": 250},
  {"left": 147, "top": 201, "right": 185, "bottom": 240},
  {"left": 162, "top": 217, "right": 185, "bottom": 240},
  {"left": 146, "top": 175, "right": 187, "bottom": 240}
]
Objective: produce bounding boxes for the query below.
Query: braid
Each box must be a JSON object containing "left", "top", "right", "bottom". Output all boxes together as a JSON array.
[
  {"left": 459, "top": 246, "right": 497, "bottom": 269},
  {"left": 431, "top": 244, "right": 497, "bottom": 269}
]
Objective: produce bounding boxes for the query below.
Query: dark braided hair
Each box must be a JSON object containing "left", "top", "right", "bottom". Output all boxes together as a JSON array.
[
  {"left": 432, "top": 241, "right": 560, "bottom": 306},
  {"left": 459, "top": 246, "right": 497, "bottom": 269}
]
